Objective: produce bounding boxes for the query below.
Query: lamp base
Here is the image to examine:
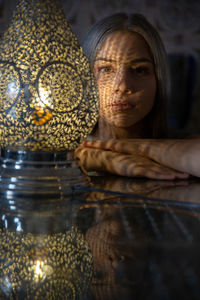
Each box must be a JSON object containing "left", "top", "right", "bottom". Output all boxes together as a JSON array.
[{"left": 0, "top": 148, "right": 87, "bottom": 198}]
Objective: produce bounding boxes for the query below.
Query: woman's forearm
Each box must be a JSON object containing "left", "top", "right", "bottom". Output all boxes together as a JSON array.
[{"left": 140, "top": 139, "right": 200, "bottom": 177}]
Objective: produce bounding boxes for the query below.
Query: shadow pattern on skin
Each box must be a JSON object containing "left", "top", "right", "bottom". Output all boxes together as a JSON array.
[{"left": 74, "top": 142, "right": 190, "bottom": 180}]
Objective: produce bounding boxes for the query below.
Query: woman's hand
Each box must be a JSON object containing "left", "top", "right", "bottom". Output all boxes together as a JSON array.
[{"left": 74, "top": 144, "right": 189, "bottom": 180}]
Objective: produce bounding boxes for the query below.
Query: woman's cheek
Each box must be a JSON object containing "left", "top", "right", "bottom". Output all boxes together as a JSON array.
[{"left": 98, "top": 82, "right": 110, "bottom": 108}]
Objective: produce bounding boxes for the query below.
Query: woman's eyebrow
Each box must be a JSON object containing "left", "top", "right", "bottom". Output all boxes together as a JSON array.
[
  {"left": 94, "top": 57, "right": 153, "bottom": 64},
  {"left": 130, "top": 58, "right": 153, "bottom": 64},
  {"left": 94, "top": 57, "right": 115, "bottom": 63}
]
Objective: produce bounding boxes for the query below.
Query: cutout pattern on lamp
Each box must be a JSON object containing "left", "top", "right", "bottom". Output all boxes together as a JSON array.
[{"left": 0, "top": 0, "right": 98, "bottom": 151}]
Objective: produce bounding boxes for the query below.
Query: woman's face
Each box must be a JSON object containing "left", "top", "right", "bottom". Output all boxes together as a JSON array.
[{"left": 93, "top": 30, "right": 157, "bottom": 129}]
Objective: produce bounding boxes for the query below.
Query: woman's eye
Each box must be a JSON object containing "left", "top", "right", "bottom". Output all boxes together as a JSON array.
[
  {"left": 98, "top": 66, "right": 113, "bottom": 73},
  {"left": 131, "top": 66, "right": 149, "bottom": 76}
]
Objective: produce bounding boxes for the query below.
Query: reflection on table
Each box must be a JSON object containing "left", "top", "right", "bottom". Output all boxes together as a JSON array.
[{"left": 0, "top": 174, "right": 200, "bottom": 299}]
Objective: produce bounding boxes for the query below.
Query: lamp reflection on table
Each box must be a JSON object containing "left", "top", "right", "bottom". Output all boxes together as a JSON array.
[{"left": 0, "top": 192, "right": 93, "bottom": 300}]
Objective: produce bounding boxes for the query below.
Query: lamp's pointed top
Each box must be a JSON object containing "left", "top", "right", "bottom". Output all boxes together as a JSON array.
[{"left": 1, "top": 0, "right": 79, "bottom": 66}]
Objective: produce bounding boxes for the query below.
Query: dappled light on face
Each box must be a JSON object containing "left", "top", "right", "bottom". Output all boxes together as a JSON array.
[{"left": 93, "top": 30, "right": 156, "bottom": 138}]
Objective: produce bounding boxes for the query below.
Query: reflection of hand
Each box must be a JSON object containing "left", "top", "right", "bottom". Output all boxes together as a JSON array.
[
  {"left": 89, "top": 176, "right": 188, "bottom": 195},
  {"left": 74, "top": 144, "right": 189, "bottom": 180},
  {"left": 81, "top": 176, "right": 200, "bottom": 214},
  {"left": 84, "top": 176, "right": 191, "bottom": 205},
  {"left": 149, "top": 182, "right": 200, "bottom": 204}
]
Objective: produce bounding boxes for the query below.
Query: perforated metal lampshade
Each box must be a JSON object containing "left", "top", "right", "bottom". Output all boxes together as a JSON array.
[{"left": 0, "top": 0, "right": 98, "bottom": 151}]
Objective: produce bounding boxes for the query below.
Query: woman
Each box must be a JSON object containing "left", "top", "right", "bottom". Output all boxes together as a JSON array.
[{"left": 75, "top": 13, "right": 200, "bottom": 179}]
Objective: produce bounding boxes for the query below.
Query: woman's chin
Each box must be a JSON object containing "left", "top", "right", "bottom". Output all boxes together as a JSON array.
[{"left": 109, "top": 117, "right": 138, "bottom": 128}]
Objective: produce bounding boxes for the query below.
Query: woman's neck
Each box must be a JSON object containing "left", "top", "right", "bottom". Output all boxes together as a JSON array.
[{"left": 94, "top": 119, "right": 147, "bottom": 140}]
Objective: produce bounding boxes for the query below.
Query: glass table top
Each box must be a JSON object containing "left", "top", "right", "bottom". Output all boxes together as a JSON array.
[{"left": 0, "top": 171, "right": 200, "bottom": 299}]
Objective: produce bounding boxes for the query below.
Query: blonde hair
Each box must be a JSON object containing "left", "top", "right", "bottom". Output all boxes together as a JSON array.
[{"left": 82, "top": 13, "right": 170, "bottom": 138}]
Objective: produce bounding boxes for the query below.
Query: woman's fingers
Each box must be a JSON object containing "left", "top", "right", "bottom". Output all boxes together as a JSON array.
[
  {"left": 82, "top": 139, "right": 142, "bottom": 154},
  {"left": 82, "top": 139, "right": 115, "bottom": 150}
]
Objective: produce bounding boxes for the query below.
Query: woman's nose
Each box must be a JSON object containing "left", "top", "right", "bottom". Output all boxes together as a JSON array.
[{"left": 114, "top": 69, "right": 133, "bottom": 94}]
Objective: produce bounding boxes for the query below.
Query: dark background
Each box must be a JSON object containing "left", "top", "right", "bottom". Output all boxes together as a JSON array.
[{"left": 1, "top": 0, "right": 200, "bottom": 134}]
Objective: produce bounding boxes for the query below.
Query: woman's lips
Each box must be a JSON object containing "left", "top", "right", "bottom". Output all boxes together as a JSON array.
[{"left": 108, "top": 102, "right": 135, "bottom": 112}]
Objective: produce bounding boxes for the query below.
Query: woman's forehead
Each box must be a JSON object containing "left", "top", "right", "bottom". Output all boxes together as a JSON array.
[{"left": 95, "top": 30, "right": 152, "bottom": 63}]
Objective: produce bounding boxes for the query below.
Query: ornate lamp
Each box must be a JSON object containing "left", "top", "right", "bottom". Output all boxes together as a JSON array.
[
  {"left": 0, "top": 0, "right": 98, "bottom": 193},
  {"left": 0, "top": 1, "right": 95, "bottom": 297}
]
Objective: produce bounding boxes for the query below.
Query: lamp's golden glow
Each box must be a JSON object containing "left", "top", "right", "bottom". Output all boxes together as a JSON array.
[
  {"left": 0, "top": 227, "right": 93, "bottom": 299},
  {"left": 0, "top": 0, "right": 98, "bottom": 151},
  {"left": 30, "top": 260, "right": 53, "bottom": 282},
  {"left": 33, "top": 260, "right": 45, "bottom": 280}
]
